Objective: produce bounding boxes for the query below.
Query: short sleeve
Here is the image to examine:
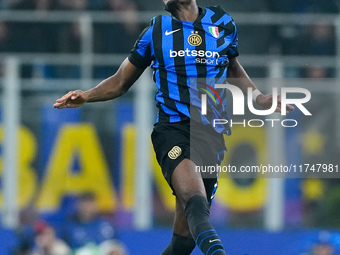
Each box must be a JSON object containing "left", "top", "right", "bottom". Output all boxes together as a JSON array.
[
  {"left": 227, "top": 19, "right": 239, "bottom": 58},
  {"left": 128, "top": 21, "right": 153, "bottom": 69}
]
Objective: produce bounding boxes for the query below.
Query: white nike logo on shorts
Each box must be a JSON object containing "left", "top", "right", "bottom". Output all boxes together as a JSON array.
[
  {"left": 209, "top": 239, "right": 220, "bottom": 243},
  {"left": 165, "top": 29, "right": 181, "bottom": 36}
]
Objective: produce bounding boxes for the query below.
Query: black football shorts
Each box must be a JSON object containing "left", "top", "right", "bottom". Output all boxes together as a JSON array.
[{"left": 151, "top": 119, "right": 226, "bottom": 203}]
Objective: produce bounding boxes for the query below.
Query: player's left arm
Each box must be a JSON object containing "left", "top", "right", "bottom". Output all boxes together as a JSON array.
[{"left": 227, "top": 57, "right": 295, "bottom": 113}]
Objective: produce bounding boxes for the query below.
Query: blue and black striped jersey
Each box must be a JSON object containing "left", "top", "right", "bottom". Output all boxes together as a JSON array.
[{"left": 128, "top": 6, "right": 238, "bottom": 134}]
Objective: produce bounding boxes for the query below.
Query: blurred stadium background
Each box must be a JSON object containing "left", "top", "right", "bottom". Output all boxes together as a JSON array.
[{"left": 1, "top": 0, "right": 340, "bottom": 254}]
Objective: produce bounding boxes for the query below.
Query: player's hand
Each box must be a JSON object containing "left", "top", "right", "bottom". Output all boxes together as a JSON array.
[
  {"left": 53, "top": 90, "right": 88, "bottom": 109},
  {"left": 257, "top": 94, "right": 295, "bottom": 114}
]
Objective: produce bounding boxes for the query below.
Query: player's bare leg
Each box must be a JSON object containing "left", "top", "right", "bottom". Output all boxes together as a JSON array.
[
  {"left": 161, "top": 198, "right": 195, "bottom": 254},
  {"left": 173, "top": 198, "right": 191, "bottom": 237},
  {"left": 163, "top": 159, "right": 226, "bottom": 255}
]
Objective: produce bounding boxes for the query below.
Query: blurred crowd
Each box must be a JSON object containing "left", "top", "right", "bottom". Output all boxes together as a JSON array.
[
  {"left": 15, "top": 192, "right": 128, "bottom": 255},
  {"left": 0, "top": 0, "right": 339, "bottom": 12},
  {"left": 0, "top": 0, "right": 339, "bottom": 79},
  {"left": 0, "top": 0, "right": 141, "bottom": 53},
  {"left": 0, "top": 0, "right": 145, "bottom": 78},
  {"left": 0, "top": 0, "right": 140, "bottom": 11}
]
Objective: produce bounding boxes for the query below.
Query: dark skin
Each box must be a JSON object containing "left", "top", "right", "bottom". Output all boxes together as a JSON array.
[
  {"left": 54, "top": 0, "right": 294, "bottom": 239},
  {"left": 163, "top": 0, "right": 199, "bottom": 22}
]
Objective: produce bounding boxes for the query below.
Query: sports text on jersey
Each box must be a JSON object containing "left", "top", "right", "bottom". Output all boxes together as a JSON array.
[
  {"left": 169, "top": 49, "right": 220, "bottom": 65},
  {"left": 169, "top": 49, "right": 220, "bottom": 58}
]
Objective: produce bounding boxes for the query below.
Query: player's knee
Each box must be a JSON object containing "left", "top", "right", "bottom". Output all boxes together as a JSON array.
[{"left": 177, "top": 190, "right": 206, "bottom": 208}]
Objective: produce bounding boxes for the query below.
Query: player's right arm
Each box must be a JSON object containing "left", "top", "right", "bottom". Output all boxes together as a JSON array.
[
  {"left": 53, "top": 58, "right": 145, "bottom": 109},
  {"left": 54, "top": 18, "right": 155, "bottom": 109}
]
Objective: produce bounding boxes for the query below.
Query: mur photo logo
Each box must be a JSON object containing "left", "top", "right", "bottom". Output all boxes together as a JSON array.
[{"left": 200, "top": 83, "right": 312, "bottom": 128}]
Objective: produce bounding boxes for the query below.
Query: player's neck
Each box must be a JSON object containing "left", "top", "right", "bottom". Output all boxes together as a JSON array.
[{"left": 171, "top": 2, "right": 199, "bottom": 22}]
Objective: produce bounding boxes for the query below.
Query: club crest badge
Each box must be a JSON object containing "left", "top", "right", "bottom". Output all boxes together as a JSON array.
[
  {"left": 188, "top": 31, "right": 202, "bottom": 46},
  {"left": 168, "top": 146, "right": 182, "bottom": 160}
]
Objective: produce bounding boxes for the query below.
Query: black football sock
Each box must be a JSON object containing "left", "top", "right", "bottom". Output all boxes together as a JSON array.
[
  {"left": 161, "top": 233, "right": 196, "bottom": 255},
  {"left": 184, "top": 195, "right": 226, "bottom": 255}
]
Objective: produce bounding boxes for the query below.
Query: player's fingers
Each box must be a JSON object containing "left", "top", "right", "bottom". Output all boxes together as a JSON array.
[
  {"left": 56, "top": 91, "right": 74, "bottom": 103},
  {"left": 287, "top": 104, "right": 295, "bottom": 111},
  {"left": 71, "top": 91, "right": 81, "bottom": 100},
  {"left": 53, "top": 102, "right": 61, "bottom": 108},
  {"left": 275, "top": 106, "right": 294, "bottom": 114},
  {"left": 267, "top": 94, "right": 273, "bottom": 102},
  {"left": 55, "top": 98, "right": 66, "bottom": 103},
  {"left": 54, "top": 101, "right": 67, "bottom": 109},
  {"left": 62, "top": 91, "right": 74, "bottom": 99}
]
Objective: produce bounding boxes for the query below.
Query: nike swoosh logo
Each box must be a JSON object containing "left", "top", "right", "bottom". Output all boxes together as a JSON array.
[
  {"left": 209, "top": 239, "right": 220, "bottom": 243},
  {"left": 165, "top": 29, "right": 181, "bottom": 36}
]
